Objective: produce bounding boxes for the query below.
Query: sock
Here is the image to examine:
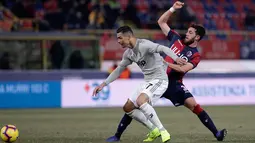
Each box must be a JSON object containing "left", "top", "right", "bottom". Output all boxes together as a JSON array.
[
  {"left": 114, "top": 114, "right": 132, "bottom": 138},
  {"left": 127, "top": 109, "right": 156, "bottom": 130},
  {"left": 140, "top": 102, "right": 165, "bottom": 131},
  {"left": 198, "top": 110, "right": 219, "bottom": 136},
  {"left": 193, "top": 104, "right": 218, "bottom": 136}
]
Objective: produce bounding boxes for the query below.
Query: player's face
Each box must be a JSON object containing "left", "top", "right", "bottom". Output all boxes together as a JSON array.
[
  {"left": 117, "top": 33, "right": 130, "bottom": 48},
  {"left": 184, "top": 27, "right": 198, "bottom": 45}
]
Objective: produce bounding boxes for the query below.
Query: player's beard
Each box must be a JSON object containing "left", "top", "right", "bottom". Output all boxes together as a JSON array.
[{"left": 183, "top": 37, "right": 195, "bottom": 45}]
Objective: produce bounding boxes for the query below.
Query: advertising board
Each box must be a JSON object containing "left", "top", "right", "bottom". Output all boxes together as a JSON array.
[
  {"left": 61, "top": 78, "right": 255, "bottom": 108},
  {"left": 0, "top": 81, "right": 61, "bottom": 108}
]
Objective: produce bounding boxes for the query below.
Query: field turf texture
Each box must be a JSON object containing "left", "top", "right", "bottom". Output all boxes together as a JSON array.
[{"left": 0, "top": 106, "right": 254, "bottom": 143}]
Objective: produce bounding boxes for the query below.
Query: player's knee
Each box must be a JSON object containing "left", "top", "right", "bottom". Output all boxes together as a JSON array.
[
  {"left": 123, "top": 100, "right": 135, "bottom": 113},
  {"left": 192, "top": 104, "right": 204, "bottom": 115},
  {"left": 123, "top": 104, "right": 131, "bottom": 113},
  {"left": 136, "top": 93, "right": 149, "bottom": 107},
  {"left": 184, "top": 97, "right": 197, "bottom": 111}
]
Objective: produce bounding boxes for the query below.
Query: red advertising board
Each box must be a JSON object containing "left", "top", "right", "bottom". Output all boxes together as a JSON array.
[
  {"left": 198, "top": 40, "right": 240, "bottom": 59},
  {"left": 103, "top": 39, "right": 241, "bottom": 60},
  {"left": 103, "top": 39, "right": 125, "bottom": 60}
]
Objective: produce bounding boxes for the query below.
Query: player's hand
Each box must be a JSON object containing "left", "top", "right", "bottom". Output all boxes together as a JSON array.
[
  {"left": 92, "top": 82, "right": 106, "bottom": 96},
  {"left": 176, "top": 57, "right": 186, "bottom": 65},
  {"left": 173, "top": 1, "right": 184, "bottom": 9}
]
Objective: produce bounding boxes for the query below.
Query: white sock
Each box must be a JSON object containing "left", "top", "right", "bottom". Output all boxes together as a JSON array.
[
  {"left": 127, "top": 109, "right": 156, "bottom": 130},
  {"left": 140, "top": 102, "right": 165, "bottom": 131}
]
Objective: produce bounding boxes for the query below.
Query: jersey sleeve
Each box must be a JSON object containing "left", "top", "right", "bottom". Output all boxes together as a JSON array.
[
  {"left": 118, "top": 50, "right": 133, "bottom": 67},
  {"left": 104, "top": 50, "right": 132, "bottom": 85},
  {"left": 167, "top": 30, "right": 181, "bottom": 43},
  {"left": 190, "top": 53, "right": 201, "bottom": 69},
  {"left": 145, "top": 39, "right": 178, "bottom": 61}
]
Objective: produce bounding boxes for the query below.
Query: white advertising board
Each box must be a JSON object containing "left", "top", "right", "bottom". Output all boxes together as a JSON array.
[{"left": 61, "top": 78, "right": 255, "bottom": 108}]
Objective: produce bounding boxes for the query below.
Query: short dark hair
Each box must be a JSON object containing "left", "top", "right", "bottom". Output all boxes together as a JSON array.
[
  {"left": 190, "top": 24, "right": 206, "bottom": 41},
  {"left": 116, "top": 26, "right": 133, "bottom": 35}
]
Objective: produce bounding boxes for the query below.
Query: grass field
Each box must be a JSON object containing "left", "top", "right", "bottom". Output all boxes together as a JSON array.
[{"left": 0, "top": 105, "right": 255, "bottom": 143}]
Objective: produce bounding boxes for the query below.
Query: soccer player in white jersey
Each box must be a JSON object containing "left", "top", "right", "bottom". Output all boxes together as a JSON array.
[{"left": 92, "top": 26, "right": 186, "bottom": 142}]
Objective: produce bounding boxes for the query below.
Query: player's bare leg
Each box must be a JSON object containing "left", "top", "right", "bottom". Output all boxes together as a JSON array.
[
  {"left": 136, "top": 93, "right": 170, "bottom": 143},
  {"left": 184, "top": 97, "right": 227, "bottom": 141}
]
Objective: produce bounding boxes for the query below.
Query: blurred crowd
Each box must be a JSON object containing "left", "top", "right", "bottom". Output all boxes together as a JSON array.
[
  {"left": 0, "top": 0, "right": 255, "bottom": 71},
  {"left": 0, "top": 0, "right": 255, "bottom": 32},
  {"left": 0, "top": 0, "right": 196, "bottom": 31}
]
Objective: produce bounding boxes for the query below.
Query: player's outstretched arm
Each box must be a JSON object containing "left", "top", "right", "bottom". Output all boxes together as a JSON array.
[
  {"left": 92, "top": 52, "right": 132, "bottom": 96},
  {"left": 157, "top": 44, "right": 186, "bottom": 65},
  {"left": 92, "top": 66, "right": 126, "bottom": 96},
  {"left": 104, "top": 66, "right": 126, "bottom": 85},
  {"left": 146, "top": 40, "right": 186, "bottom": 65},
  {"left": 157, "top": 1, "right": 184, "bottom": 36}
]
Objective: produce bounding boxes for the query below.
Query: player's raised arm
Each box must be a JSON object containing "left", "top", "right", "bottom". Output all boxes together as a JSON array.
[
  {"left": 157, "top": 1, "right": 184, "bottom": 36},
  {"left": 92, "top": 51, "right": 132, "bottom": 96}
]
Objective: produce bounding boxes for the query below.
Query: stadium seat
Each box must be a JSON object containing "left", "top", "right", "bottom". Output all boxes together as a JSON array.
[
  {"left": 229, "top": 20, "right": 238, "bottom": 30},
  {"left": 204, "top": 13, "right": 211, "bottom": 20},
  {"left": 226, "top": 0, "right": 233, "bottom": 3},
  {"left": 243, "top": 5, "right": 250, "bottom": 12},
  {"left": 203, "top": 35, "right": 209, "bottom": 40},
  {"left": 241, "top": 0, "right": 251, "bottom": 4},
  {"left": 250, "top": 35, "right": 255, "bottom": 40},
  {"left": 204, "top": 19, "right": 213, "bottom": 30},
  {"left": 211, "top": 21, "right": 217, "bottom": 30},
  {"left": 197, "top": 14, "right": 205, "bottom": 23},
  {"left": 208, "top": 35, "right": 217, "bottom": 40},
  {"left": 218, "top": 0, "right": 228, "bottom": 4},
  {"left": 137, "top": 12, "right": 150, "bottom": 24},
  {"left": 189, "top": 0, "right": 253, "bottom": 31},
  {"left": 212, "top": 0, "right": 219, "bottom": 5},
  {"left": 247, "top": 26, "right": 255, "bottom": 31},
  {"left": 216, "top": 34, "right": 227, "bottom": 40},
  {"left": 229, "top": 34, "right": 244, "bottom": 41},
  {"left": 224, "top": 4, "right": 237, "bottom": 13}
]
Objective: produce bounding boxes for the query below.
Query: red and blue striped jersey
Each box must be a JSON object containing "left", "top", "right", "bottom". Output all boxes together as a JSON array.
[{"left": 163, "top": 30, "right": 201, "bottom": 82}]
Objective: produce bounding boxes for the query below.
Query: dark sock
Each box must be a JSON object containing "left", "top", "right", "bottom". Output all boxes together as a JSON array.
[
  {"left": 198, "top": 110, "right": 218, "bottom": 136},
  {"left": 114, "top": 113, "right": 133, "bottom": 138}
]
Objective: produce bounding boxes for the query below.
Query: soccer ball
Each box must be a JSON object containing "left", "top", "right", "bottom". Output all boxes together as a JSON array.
[{"left": 0, "top": 125, "right": 19, "bottom": 143}]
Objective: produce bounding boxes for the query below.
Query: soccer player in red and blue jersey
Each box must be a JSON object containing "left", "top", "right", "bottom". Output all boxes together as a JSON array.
[{"left": 106, "top": 1, "right": 227, "bottom": 142}]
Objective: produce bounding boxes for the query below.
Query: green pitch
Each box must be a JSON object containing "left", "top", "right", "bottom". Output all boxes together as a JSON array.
[{"left": 0, "top": 106, "right": 255, "bottom": 143}]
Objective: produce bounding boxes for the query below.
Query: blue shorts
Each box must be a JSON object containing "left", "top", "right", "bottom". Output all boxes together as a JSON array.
[{"left": 161, "top": 80, "right": 193, "bottom": 107}]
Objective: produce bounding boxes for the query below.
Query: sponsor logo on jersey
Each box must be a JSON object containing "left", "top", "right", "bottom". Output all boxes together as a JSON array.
[
  {"left": 171, "top": 46, "right": 189, "bottom": 62},
  {"left": 137, "top": 60, "right": 146, "bottom": 67}
]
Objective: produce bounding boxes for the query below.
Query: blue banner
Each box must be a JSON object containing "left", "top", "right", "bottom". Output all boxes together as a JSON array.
[{"left": 0, "top": 81, "right": 61, "bottom": 108}]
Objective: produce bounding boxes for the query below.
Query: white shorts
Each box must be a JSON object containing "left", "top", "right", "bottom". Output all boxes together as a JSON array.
[{"left": 129, "top": 79, "right": 168, "bottom": 107}]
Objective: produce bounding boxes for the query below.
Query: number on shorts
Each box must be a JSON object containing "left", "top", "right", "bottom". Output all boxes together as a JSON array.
[{"left": 146, "top": 83, "right": 153, "bottom": 89}]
